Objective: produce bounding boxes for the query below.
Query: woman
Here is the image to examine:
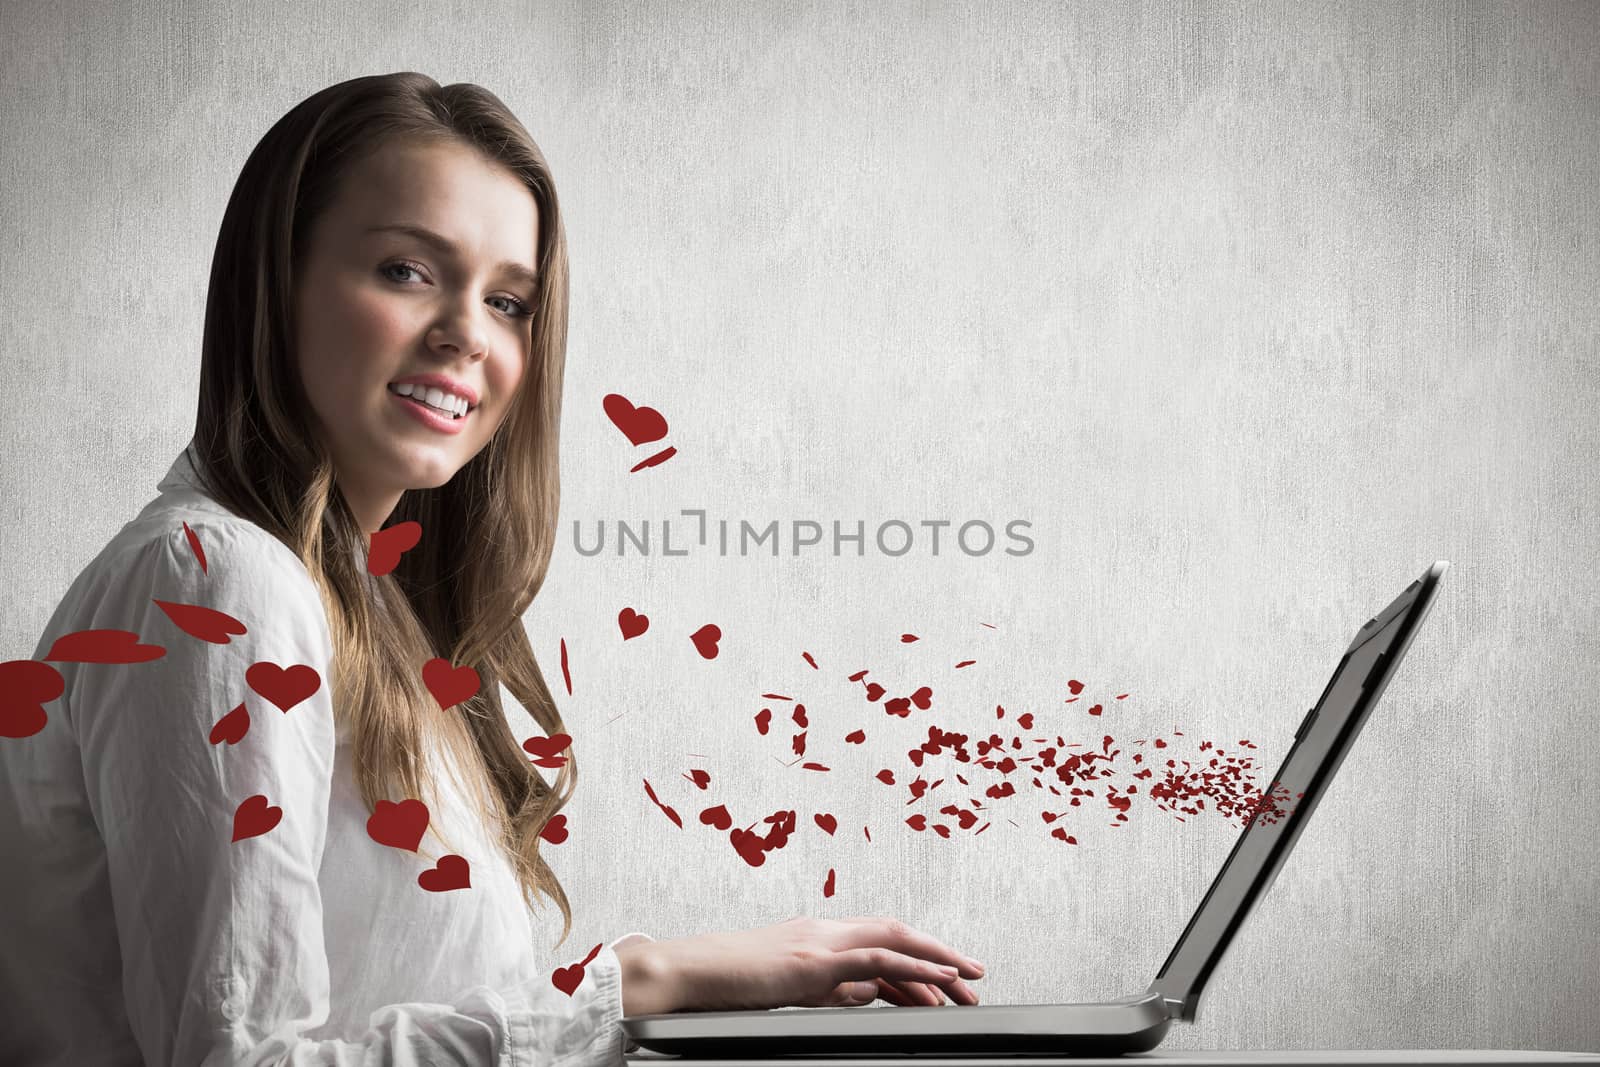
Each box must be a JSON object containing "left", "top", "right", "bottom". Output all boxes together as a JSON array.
[{"left": 0, "top": 72, "right": 983, "bottom": 1064}]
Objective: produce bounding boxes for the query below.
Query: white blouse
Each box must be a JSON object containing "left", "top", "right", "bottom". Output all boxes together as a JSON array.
[{"left": 0, "top": 442, "right": 650, "bottom": 1066}]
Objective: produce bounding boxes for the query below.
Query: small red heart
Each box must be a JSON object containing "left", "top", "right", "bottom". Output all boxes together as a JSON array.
[
  {"left": 823, "top": 868, "right": 836, "bottom": 898},
  {"left": 181, "top": 521, "right": 209, "bottom": 573},
  {"left": 690, "top": 624, "right": 721, "bottom": 660},
  {"left": 522, "top": 733, "right": 572, "bottom": 760},
  {"left": 1067, "top": 679, "right": 1085, "bottom": 695},
  {"left": 422, "top": 658, "right": 480, "bottom": 711},
  {"left": 246, "top": 662, "right": 321, "bottom": 713},
  {"left": 367, "top": 798, "right": 430, "bottom": 852},
  {"left": 602, "top": 393, "right": 669, "bottom": 446},
  {"left": 552, "top": 963, "right": 586, "bottom": 995},
  {"left": 754, "top": 708, "right": 771, "bottom": 734},
  {"left": 0, "top": 659, "right": 62, "bottom": 738},
  {"left": 368, "top": 520, "right": 422, "bottom": 577},
  {"left": 699, "top": 804, "right": 732, "bottom": 830},
  {"left": 539, "top": 813, "right": 569, "bottom": 844},
  {"left": 684, "top": 768, "right": 710, "bottom": 790},
  {"left": 618, "top": 607, "right": 649, "bottom": 640},
  {"left": 905, "top": 813, "right": 927, "bottom": 832},
  {"left": 418, "top": 854, "right": 471, "bottom": 892},
  {"left": 232, "top": 794, "right": 283, "bottom": 842},
  {"left": 844, "top": 729, "right": 866, "bottom": 744},
  {"left": 864, "top": 683, "right": 885, "bottom": 702},
  {"left": 208, "top": 703, "right": 250, "bottom": 746},
  {"left": 814, "top": 813, "right": 837, "bottom": 835},
  {"left": 43, "top": 629, "right": 166, "bottom": 664},
  {"left": 910, "top": 686, "right": 933, "bottom": 710},
  {"left": 154, "top": 600, "right": 248, "bottom": 644}
]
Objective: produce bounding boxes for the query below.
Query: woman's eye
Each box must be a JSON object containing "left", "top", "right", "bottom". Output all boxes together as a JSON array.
[
  {"left": 489, "top": 295, "right": 536, "bottom": 318},
  {"left": 383, "top": 262, "right": 533, "bottom": 319},
  {"left": 381, "top": 260, "right": 426, "bottom": 284}
]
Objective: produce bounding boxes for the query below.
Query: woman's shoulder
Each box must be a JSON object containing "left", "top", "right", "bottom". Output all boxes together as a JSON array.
[{"left": 40, "top": 486, "right": 327, "bottom": 658}]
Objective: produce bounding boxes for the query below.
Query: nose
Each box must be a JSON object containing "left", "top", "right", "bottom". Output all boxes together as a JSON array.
[{"left": 426, "top": 298, "right": 490, "bottom": 362}]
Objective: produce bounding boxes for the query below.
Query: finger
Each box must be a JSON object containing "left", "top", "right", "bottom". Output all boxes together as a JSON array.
[
  {"left": 833, "top": 917, "right": 984, "bottom": 980},
  {"left": 934, "top": 973, "right": 980, "bottom": 1006},
  {"left": 876, "top": 977, "right": 935, "bottom": 1007},
  {"left": 874, "top": 977, "right": 912, "bottom": 1007},
  {"left": 827, "top": 946, "right": 964, "bottom": 990}
]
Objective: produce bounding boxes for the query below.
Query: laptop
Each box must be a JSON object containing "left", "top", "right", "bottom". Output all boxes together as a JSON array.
[{"left": 621, "top": 561, "right": 1451, "bottom": 1058}]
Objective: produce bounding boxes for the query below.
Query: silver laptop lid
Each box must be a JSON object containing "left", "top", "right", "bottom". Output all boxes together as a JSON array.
[{"left": 1147, "top": 561, "right": 1449, "bottom": 1023}]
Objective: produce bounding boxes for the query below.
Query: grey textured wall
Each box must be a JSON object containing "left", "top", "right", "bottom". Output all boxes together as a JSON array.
[{"left": 3, "top": 0, "right": 1597, "bottom": 1054}]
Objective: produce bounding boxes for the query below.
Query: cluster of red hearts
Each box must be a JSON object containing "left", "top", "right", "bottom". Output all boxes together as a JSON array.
[
  {"left": 1, "top": 520, "right": 605, "bottom": 996},
  {"left": 632, "top": 637, "right": 1305, "bottom": 896}
]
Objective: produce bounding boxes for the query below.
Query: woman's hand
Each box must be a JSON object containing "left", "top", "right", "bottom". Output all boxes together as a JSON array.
[{"left": 616, "top": 915, "right": 984, "bottom": 1015}]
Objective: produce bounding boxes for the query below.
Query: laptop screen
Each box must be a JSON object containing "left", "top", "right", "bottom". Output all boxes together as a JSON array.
[{"left": 1146, "top": 561, "right": 1448, "bottom": 1023}]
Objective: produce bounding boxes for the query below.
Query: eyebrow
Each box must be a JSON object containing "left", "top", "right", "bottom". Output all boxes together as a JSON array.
[{"left": 364, "top": 223, "right": 539, "bottom": 288}]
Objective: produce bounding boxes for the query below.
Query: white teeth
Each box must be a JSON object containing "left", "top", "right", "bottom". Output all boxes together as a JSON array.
[{"left": 388, "top": 383, "right": 467, "bottom": 416}]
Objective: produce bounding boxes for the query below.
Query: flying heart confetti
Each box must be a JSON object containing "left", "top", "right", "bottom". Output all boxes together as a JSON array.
[
  {"left": 418, "top": 854, "right": 471, "bottom": 893},
  {"left": 43, "top": 629, "right": 166, "bottom": 664},
  {"left": 602, "top": 393, "right": 668, "bottom": 446},
  {"left": 246, "top": 662, "right": 322, "bottom": 713},
  {"left": 367, "top": 799, "right": 430, "bottom": 852},
  {"left": 523, "top": 732, "right": 571, "bottom": 769},
  {"left": 551, "top": 941, "right": 603, "bottom": 996},
  {"left": 631, "top": 623, "right": 1303, "bottom": 895},
  {"left": 181, "top": 521, "right": 209, "bottom": 573},
  {"left": 232, "top": 794, "right": 283, "bottom": 842},
  {"left": 367, "top": 520, "right": 422, "bottom": 577},
  {"left": 618, "top": 608, "right": 649, "bottom": 640},
  {"left": 208, "top": 703, "right": 250, "bottom": 746},
  {"left": 690, "top": 624, "right": 721, "bottom": 660},
  {"left": 154, "top": 600, "right": 248, "bottom": 644},
  {"left": 0, "top": 659, "right": 63, "bottom": 738},
  {"left": 422, "top": 657, "right": 480, "bottom": 711},
  {"left": 538, "top": 813, "right": 569, "bottom": 844}
]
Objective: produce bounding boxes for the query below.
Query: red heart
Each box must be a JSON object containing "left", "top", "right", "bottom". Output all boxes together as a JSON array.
[
  {"left": 814, "top": 813, "right": 837, "bottom": 836},
  {"left": 602, "top": 393, "right": 669, "bottom": 446},
  {"left": 0, "top": 659, "right": 62, "bottom": 738},
  {"left": 367, "top": 798, "right": 430, "bottom": 852},
  {"left": 905, "top": 813, "right": 927, "bottom": 832},
  {"left": 246, "top": 662, "right": 321, "bottom": 713},
  {"left": 910, "top": 686, "right": 933, "bottom": 710},
  {"left": 552, "top": 963, "right": 586, "bottom": 995},
  {"left": 181, "top": 521, "right": 209, "bottom": 573},
  {"left": 368, "top": 521, "right": 422, "bottom": 577},
  {"left": 154, "top": 600, "right": 248, "bottom": 644},
  {"left": 422, "top": 658, "right": 480, "bottom": 711},
  {"left": 208, "top": 703, "right": 250, "bottom": 746},
  {"left": 539, "top": 813, "right": 569, "bottom": 844},
  {"left": 232, "top": 794, "right": 282, "bottom": 842},
  {"left": 43, "top": 629, "right": 165, "bottom": 664},
  {"left": 418, "top": 854, "right": 471, "bottom": 892},
  {"left": 690, "top": 624, "right": 721, "bottom": 660},
  {"left": 699, "top": 804, "right": 732, "bottom": 830},
  {"left": 522, "top": 733, "right": 572, "bottom": 760},
  {"left": 618, "top": 607, "right": 649, "bottom": 640},
  {"left": 864, "top": 683, "right": 885, "bottom": 701},
  {"left": 844, "top": 729, "right": 865, "bottom": 744},
  {"left": 823, "top": 868, "right": 836, "bottom": 898},
  {"left": 1067, "top": 679, "right": 1084, "bottom": 695}
]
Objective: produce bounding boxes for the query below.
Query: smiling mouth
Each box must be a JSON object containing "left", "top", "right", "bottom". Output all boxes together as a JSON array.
[{"left": 387, "top": 384, "right": 472, "bottom": 419}]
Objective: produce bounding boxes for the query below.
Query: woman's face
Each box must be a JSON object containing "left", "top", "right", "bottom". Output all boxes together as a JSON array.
[{"left": 291, "top": 137, "right": 540, "bottom": 533}]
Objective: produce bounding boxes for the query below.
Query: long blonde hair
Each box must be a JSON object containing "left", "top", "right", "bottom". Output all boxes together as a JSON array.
[{"left": 187, "top": 72, "right": 576, "bottom": 945}]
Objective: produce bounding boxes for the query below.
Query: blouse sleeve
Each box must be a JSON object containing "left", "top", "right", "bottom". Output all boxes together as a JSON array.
[{"left": 72, "top": 522, "right": 631, "bottom": 1067}]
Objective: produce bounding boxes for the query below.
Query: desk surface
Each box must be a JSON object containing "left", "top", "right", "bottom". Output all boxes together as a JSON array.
[{"left": 628, "top": 1051, "right": 1600, "bottom": 1066}]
